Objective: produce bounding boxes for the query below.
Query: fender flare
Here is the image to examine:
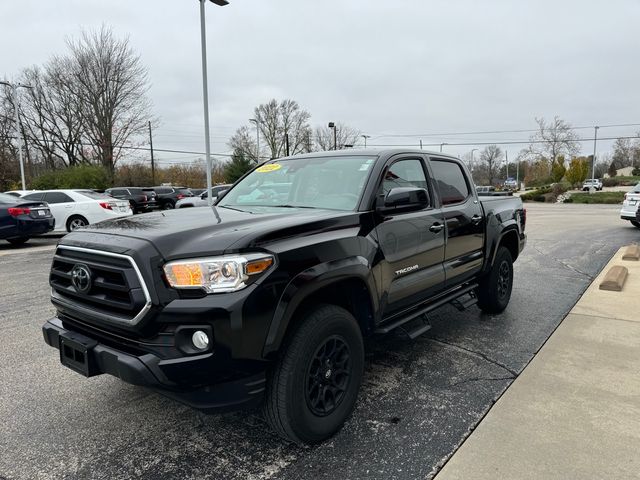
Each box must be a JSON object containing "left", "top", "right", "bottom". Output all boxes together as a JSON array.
[{"left": 262, "top": 256, "right": 378, "bottom": 357}]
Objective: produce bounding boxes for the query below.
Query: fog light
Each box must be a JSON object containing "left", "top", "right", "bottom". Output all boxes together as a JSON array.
[{"left": 192, "top": 330, "right": 210, "bottom": 350}]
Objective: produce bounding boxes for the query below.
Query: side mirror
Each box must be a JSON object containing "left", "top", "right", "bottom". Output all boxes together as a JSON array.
[
  {"left": 378, "top": 187, "right": 429, "bottom": 213},
  {"left": 200, "top": 192, "right": 207, "bottom": 199}
]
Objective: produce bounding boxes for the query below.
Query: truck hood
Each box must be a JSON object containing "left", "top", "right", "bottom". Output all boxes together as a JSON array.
[{"left": 60, "top": 205, "right": 360, "bottom": 259}]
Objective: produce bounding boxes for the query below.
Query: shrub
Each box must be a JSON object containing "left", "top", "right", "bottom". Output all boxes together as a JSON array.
[
  {"left": 520, "top": 186, "right": 552, "bottom": 202},
  {"left": 31, "top": 165, "right": 111, "bottom": 190}
]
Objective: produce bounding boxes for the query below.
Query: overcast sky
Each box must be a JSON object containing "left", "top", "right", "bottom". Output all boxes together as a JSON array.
[{"left": 2, "top": 0, "right": 639, "bottom": 167}]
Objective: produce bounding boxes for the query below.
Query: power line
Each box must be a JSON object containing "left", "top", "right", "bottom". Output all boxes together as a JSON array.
[
  {"left": 368, "top": 122, "right": 640, "bottom": 139},
  {"left": 369, "top": 135, "right": 640, "bottom": 148}
]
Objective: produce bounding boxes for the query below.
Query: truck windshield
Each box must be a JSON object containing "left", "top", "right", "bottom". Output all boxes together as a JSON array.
[{"left": 218, "top": 156, "right": 376, "bottom": 211}]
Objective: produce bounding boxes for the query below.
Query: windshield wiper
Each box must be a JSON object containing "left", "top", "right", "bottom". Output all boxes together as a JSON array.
[{"left": 269, "top": 204, "right": 318, "bottom": 209}]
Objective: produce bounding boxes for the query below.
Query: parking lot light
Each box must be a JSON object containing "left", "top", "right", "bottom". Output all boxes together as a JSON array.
[{"left": 197, "top": 0, "right": 229, "bottom": 207}]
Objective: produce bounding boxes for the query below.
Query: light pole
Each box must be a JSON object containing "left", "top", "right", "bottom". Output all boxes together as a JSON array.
[
  {"left": 328, "top": 122, "right": 337, "bottom": 150},
  {"left": 249, "top": 118, "right": 260, "bottom": 162},
  {"left": 470, "top": 148, "right": 478, "bottom": 169},
  {"left": 361, "top": 134, "right": 370, "bottom": 148},
  {"left": 440, "top": 142, "right": 448, "bottom": 152},
  {"left": 592, "top": 125, "right": 599, "bottom": 189},
  {"left": 198, "top": 0, "right": 228, "bottom": 207},
  {"left": 1, "top": 80, "right": 32, "bottom": 190}
]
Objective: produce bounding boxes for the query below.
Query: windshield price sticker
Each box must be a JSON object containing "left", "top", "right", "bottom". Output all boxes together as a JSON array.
[{"left": 256, "top": 164, "right": 282, "bottom": 173}]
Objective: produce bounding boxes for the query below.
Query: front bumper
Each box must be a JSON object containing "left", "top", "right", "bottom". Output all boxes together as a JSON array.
[{"left": 42, "top": 317, "right": 266, "bottom": 411}]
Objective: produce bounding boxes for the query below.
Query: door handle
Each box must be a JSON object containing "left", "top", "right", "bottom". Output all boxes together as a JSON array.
[
  {"left": 429, "top": 223, "right": 444, "bottom": 233},
  {"left": 471, "top": 215, "right": 482, "bottom": 225}
]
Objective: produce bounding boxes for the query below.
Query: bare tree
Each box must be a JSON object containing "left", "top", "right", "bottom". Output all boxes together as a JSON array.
[
  {"left": 314, "top": 122, "right": 361, "bottom": 151},
  {"left": 611, "top": 137, "right": 636, "bottom": 168},
  {"left": 228, "top": 126, "right": 258, "bottom": 162},
  {"left": 524, "top": 116, "right": 581, "bottom": 165},
  {"left": 0, "top": 93, "right": 20, "bottom": 190},
  {"left": 254, "top": 99, "right": 312, "bottom": 158},
  {"left": 65, "top": 26, "right": 152, "bottom": 176},
  {"left": 478, "top": 144, "right": 504, "bottom": 185}
]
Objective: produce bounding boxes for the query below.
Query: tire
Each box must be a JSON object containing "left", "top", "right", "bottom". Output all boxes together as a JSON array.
[
  {"left": 630, "top": 220, "right": 640, "bottom": 229},
  {"left": 264, "top": 304, "right": 364, "bottom": 445},
  {"left": 162, "top": 201, "right": 175, "bottom": 210},
  {"left": 7, "top": 237, "right": 29, "bottom": 246},
  {"left": 477, "top": 246, "right": 514, "bottom": 314},
  {"left": 66, "top": 215, "right": 89, "bottom": 232}
]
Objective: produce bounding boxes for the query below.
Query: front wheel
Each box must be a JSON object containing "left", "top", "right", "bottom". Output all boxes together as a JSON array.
[
  {"left": 264, "top": 304, "right": 364, "bottom": 445},
  {"left": 477, "top": 246, "right": 514, "bottom": 314},
  {"left": 630, "top": 220, "right": 640, "bottom": 229}
]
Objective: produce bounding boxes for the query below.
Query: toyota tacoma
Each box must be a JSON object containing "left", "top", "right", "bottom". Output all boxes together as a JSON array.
[{"left": 42, "top": 149, "right": 526, "bottom": 444}]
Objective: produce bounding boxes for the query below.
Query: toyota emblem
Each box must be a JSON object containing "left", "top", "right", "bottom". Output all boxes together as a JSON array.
[{"left": 71, "top": 264, "right": 92, "bottom": 294}]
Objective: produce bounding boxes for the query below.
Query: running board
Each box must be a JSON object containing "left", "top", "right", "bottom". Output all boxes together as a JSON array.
[{"left": 375, "top": 283, "right": 478, "bottom": 335}]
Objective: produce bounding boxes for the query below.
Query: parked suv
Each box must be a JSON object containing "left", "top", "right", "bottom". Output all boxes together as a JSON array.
[
  {"left": 105, "top": 187, "right": 157, "bottom": 214},
  {"left": 620, "top": 182, "right": 640, "bottom": 228},
  {"left": 582, "top": 179, "right": 603, "bottom": 191},
  {"left": 151, "top": 186, "right": 194, "bottom": 210}
]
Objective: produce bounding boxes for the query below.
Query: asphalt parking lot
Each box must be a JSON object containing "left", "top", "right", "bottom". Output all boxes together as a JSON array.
[{"left": 1, "top": 203, "right": 638, "bottom": 480}]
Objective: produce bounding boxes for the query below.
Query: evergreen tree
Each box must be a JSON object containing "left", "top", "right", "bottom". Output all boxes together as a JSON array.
[{"left": 224, "top": 149, "right": 253, "bottom": 183}]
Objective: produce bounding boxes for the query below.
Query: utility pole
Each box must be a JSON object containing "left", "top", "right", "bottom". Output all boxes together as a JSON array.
[
  {"left": 0, "top": 81, "right": 32, "bottom": 191},
  {"left": 419, "top": 139, "right": 423, "bottom": 150},
  {"left": 505, "top": 150, "right": 509, "bottom": 178},
  {"left": 249, "top": 118, "right": 260, "bottom": 162},
  {"left": 592, "top": 125, "right": 599, "bottom": 190},
  {"left": 516, "top": 156, "right": 520, "bottom": 190},
  {"left": 148, "top": 121, "right": 155, "bottom": 185},
  {"left": 285, "top": 133, "right": 290, "bottom": 157},
  {"left": 362, "top": 134, "right": 371, "bottom": 148}
]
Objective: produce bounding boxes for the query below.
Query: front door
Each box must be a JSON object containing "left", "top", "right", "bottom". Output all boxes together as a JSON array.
[{"left": 375, "top": 156, "right": 446, "bottom": 318}]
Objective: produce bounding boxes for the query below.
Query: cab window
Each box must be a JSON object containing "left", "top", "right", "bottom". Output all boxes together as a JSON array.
[{"left": 430, "top": 159, "right": 470, "bottom": 206}]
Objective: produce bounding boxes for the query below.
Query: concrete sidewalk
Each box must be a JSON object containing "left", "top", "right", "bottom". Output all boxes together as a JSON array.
[{"left": 434, "top": 246, "right": 640, "bottom": 480}]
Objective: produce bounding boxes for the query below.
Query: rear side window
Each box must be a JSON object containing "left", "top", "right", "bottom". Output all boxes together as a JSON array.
[
  {"left": 44, "top": 192, "right": 74, "bottom": 204},
  {"left": 430, "top": 159, "right": 470, "bottom": 205},
  {"left": 22, "top": 192, "right": 45, "bottom": 202},
  {"left": 109, "top": 189, "right": 128, "bottom": 196},
  {"left": 155, "top": 187, "right": 171, "bottom": 194},
  {"left": 75, "top": 190, "right": 110, "bottom": 200}
]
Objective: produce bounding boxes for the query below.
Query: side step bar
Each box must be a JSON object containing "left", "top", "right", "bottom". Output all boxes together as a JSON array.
[{"left": 375, "top": 283, "right": 478, "bottom": 336}]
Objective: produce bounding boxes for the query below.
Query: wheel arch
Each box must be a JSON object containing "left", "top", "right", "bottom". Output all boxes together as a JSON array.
[{"left": 262, "top": 258, "right": 378, "bottom": 358}]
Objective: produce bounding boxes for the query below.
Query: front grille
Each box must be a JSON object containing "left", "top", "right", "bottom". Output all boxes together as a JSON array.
[{"left": 50, "top": 246, "right": 151, "bottom": 325}]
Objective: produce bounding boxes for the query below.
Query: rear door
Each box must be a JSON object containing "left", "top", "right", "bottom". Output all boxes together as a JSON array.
[
  {"left": 43, "top": 191, "right": 76, "bottom": 231},
  {"left": 375, "top": 156, "right": 446, "bottom": 317},
  {"left": 427, "top": 157, "right": 485, "bottom": 286}
]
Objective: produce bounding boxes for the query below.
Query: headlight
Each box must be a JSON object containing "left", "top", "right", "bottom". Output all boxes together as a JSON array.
[{"left": 163, "top": 254, "right": 274, "bottom": 293}]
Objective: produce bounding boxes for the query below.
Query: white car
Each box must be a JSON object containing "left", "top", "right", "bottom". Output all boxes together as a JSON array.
[
  {"left": 176, "top": 184, "right": 232, "bottom": 208},
  {"left": 620, "top": 183, "right": 640, "bottom": 228},
  {"left": 20, "top": 189, "right": 132, "bottom": 233},
  {"left": 582, "top": 179, "right": 603, "bottom": 191}
]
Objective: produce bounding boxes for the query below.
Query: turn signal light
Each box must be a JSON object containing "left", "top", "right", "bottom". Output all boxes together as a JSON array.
[
  {"left": 8, "top": 207, "right": 30, "bottom": 217},
  {"left": 246, "top": 257, "right": 274, "bottom": 275}
]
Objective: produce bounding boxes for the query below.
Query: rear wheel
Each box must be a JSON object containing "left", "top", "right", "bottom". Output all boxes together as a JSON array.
[
  {"left": 264, "top": 304, "right": 364, "bottom": 445},
  {"left": 477, "top": 246, "right": 514, "bottom": 314},
  {"left": 630, "top": 220, "right": 640, "bottom": 229},
  {"left": 162, "top": 201, "right": 175, "bottom": 210},
  {"left": 66, "top": 215, "right": 88, "bottom": 232},
  {"left": 7, "top": 237, "right": 29, "bottom": 246}
]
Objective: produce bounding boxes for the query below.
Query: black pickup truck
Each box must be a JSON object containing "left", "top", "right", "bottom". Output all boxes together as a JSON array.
[{"left": 42, "top": 150, "right": 525, "bottom": 444}]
